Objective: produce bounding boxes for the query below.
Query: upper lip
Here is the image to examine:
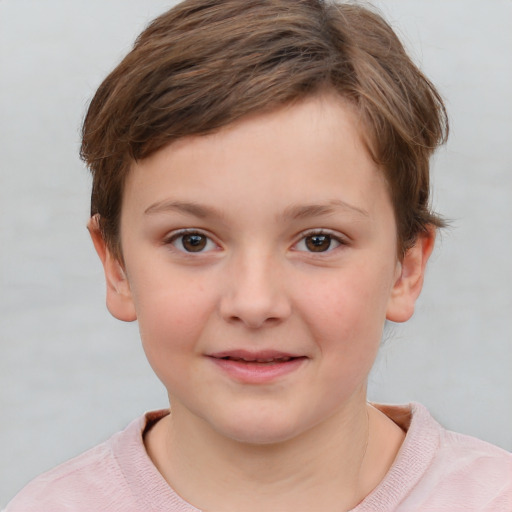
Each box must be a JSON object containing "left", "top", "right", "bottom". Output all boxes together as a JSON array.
[{"left": 207, "top": 349, "right": 305, "bottom": 362}]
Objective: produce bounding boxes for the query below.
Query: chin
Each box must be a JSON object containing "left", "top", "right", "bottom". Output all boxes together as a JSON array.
[{"left": 213, "top": 412, "right": 309, "bottom": 446}]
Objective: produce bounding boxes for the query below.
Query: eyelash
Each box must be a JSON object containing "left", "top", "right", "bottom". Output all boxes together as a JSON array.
[
  {"left": 164, "top": 229, "right": 219, "bottom": 254},
  {"left": 293, "top": 229, "right": 348, "bottom": 254},
  {"left": 164, "top": 229, "right": 348, "bottom": 255}
]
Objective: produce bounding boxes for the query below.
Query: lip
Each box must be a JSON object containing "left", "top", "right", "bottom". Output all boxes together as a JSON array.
[{"left": 207, "top": 350, "right": 307, "bottom": 384}]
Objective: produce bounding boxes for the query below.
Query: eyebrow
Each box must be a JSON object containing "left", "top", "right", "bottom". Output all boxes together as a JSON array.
[
  {"left": 144, "top": 200, "right": 223, "bottom": 219},
  {"left": 144, "top": 199, "right": 369, "bottom": 221},
  {"left": 281, "top": 200, "right": 369, "bottom": 221}
]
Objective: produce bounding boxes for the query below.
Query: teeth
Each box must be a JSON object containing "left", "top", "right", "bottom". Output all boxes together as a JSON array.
[{"left": 226, "top": 356, "right": 293, "bottom": 363}]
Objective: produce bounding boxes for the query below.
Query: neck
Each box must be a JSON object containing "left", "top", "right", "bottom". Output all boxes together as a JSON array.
[{"left": 145, "top": 393, "right": 387, "bottom": 512}]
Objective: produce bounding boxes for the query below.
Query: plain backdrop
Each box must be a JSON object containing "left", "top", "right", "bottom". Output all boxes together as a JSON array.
[{"left": 1, "top": 0, "right": 511, "bottom": 505}]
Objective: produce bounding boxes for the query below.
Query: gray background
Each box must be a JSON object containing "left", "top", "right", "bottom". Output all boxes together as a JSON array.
[{"left": 1, "top": 0, "right": 511, "bottom": 505}]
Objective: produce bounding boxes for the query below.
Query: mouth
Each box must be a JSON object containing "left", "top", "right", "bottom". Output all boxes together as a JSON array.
[
  {"left": 208, "top": 349, "right": 305, "bottom": 363},
  {"left": 218, "top": 355, "right": 297, "bottom": 364},
  {"left": 207, "top": 350, "right": 307, "bottom": 383}
]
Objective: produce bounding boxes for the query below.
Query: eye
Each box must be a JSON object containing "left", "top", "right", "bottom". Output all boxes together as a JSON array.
[
  {"left": 167, "top": 231, "right": 217, "bottom": 253},
  {"left": 294, "top": 231, "right": 343, "bottom": 253}
]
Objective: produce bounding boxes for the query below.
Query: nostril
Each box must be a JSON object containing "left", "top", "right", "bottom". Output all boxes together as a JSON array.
[{"left": 226, "top": 314, "right": 284, "bottom": 329}]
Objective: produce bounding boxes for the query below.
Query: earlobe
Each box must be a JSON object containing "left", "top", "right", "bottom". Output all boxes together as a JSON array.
[
  {"left": 87, "top": 216, "right": 137, "bottom": 322},
  {"left": 386, "top": 227, "right": 436, "bottom": 323}
]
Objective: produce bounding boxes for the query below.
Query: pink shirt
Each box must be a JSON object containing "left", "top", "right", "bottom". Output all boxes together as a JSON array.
[{"left": 5, "top": 403, "right": 512, "bottom": 511}]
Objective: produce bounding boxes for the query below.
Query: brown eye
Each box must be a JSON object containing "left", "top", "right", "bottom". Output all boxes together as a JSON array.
[
  {"left": 305, "top": 234, "right": 332, "bottom": 252},
  {"left": 169, "top": 231, "right": 217, "bottom": 254},
  {"left": 181, "top": 233, "right": 208, "bottom": 252}
]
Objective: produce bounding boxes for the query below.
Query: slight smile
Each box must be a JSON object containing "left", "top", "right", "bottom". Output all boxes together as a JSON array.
[{"left": 207, "top": 350, "right": 308, "bottom": 384}]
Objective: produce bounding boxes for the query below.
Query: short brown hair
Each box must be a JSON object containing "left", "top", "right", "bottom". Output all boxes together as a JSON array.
[{"left": 81, "top": 0, "right": 448, "bottom": 259}]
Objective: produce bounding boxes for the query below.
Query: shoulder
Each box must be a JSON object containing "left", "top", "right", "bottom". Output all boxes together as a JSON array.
[
  {"left": 5, "top": 441, "right": 123, "bottom": 512},
  {"left": 4, "top": 413, "right": 153, "bottom": 512},
  {"left": 412, "top": 402, "right": 511, "bottom": 480},
  {"left": 397, "top": 403, "right": 512, "bottom": 511},
  {"left": 427, "top": 423, "right": 512, "bottom": 509},
  {"left": 357, "top": 402, "right": 512, "bottom": 512}
]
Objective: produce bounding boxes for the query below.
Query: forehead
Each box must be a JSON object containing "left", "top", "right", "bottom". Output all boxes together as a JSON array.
[{"left": 122, "top": 94, "right": 391, "bottom": 225}]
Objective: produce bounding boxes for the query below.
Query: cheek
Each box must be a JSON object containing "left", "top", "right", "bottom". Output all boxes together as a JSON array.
[
  {"left": 296, "top": 280, "right": 387, "bottom": 400},
  {"left": 130, "top": 270, "right": 218, "bottom": 369},
  {"left": 294, "top": 265, "right": 392, "bottom": 354}
]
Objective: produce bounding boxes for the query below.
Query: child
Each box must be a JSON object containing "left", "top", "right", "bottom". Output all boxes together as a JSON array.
[{"left": 5, "top": 0, "right": 511, "bottom": 510}]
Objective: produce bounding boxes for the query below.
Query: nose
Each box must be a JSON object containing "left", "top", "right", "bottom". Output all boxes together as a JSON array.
[{"left": 219, "top": 250, "right": 291, "bottom": 329}]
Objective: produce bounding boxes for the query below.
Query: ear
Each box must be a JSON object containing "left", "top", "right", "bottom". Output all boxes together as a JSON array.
[
  {"left": 87, "top": 216, "right": 137, "bottom": 322},
  {"left": 386, "top": 227, "right": 436, "bottom": 323}
]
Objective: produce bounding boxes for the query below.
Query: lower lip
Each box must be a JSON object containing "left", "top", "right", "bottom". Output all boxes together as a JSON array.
[{"left": 208, "top": 357, "right": 307, "bottom": 384}]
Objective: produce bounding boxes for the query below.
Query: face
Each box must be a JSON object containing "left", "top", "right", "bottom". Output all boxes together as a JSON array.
[{"left": 94, "top": 94, "right": 430, "bottom": 445}]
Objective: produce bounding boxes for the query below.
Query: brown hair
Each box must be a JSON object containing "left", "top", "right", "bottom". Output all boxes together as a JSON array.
[{"left": 81, "top": 0, "right": 448, "bottom": 259}]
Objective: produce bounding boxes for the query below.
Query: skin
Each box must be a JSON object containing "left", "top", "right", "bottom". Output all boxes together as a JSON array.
[{"left": 89, "top": 93, "right": 434, "bottom": 511}]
